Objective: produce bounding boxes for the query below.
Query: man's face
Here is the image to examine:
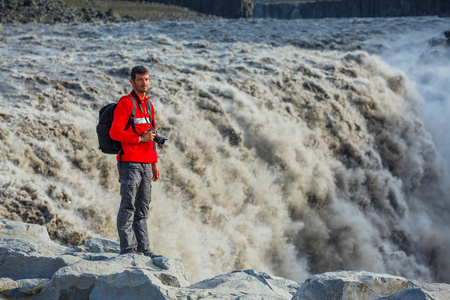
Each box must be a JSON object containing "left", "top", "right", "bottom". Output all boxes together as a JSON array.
[{"left": 130, "top": 73, "right": 150, "bottom": 94}]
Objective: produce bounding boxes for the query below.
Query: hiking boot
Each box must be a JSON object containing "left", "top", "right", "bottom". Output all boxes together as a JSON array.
[
  {"left": 121, "top": 248, "right": 140, "bottom": 255},
  {"left": 142, "top": 251, "right": 162, "bottom": 259}
]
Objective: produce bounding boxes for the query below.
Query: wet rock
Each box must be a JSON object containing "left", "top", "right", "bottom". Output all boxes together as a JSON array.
[
  {"left": 445, "top": 30, "right": 450, "bottom": 45},
  {"left": 444, "top": 30, "right": 450, "bottom": 39}
]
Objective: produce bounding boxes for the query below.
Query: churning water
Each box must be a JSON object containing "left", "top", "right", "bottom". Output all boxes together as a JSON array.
[{"left": 0, "top": 16, "right": 449, "bottom": 284}]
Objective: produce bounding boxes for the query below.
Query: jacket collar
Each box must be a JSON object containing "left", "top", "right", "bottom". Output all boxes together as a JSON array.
[{"left": 130, "top": 90, "right": 149, "bottom": 104}]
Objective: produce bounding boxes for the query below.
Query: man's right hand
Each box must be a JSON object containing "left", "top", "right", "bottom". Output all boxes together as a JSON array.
[{"left": 140, "top": 130, "right": 156, "bottom": 143}]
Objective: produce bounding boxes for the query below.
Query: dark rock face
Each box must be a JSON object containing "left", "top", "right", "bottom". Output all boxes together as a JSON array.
[
  {"left": 135, "top": 0, "right": 254, "bottom": 19},
  {"left": 445, "top": 30, "right": 450, "bottom": 39},
  {"left": 253, "top": 0, "right": 450, "bottom": 19}
]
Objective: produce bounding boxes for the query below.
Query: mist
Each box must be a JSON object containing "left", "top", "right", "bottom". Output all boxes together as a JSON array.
[{"left": 0, "top": 17, "right": 449, "bottom": 284}]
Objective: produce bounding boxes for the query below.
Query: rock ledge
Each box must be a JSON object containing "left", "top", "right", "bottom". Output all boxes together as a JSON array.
[{"left": 1, "top": 219, "right": 449, "bottom": 299}]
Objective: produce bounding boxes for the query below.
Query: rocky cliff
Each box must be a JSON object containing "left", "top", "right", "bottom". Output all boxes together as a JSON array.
[
  {"left": 0, "top": 0, "right": 222, "bottom": 23},
  {"left": 1, "top": 219, "right": 449, "bottom": 299},
  {"left": 253, "top": 0, "right": 450, "bottom": 19},
  {"left": 126, "top": 0, "right": 254, "bottom": 19},
  {"left": 0, "top": 0, "right": 130, "bottom": 23}
]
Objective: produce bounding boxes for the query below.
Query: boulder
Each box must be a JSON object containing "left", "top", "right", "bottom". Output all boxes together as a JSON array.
[
  {"left": 0, "top": 219, "right": 51, "bottom": 242},
  {"left": 0, "top": 238, "right": 76, "bottom": 280},
  {"left": 445, "top": 30, "right": 450, "bottom": 39},
  {"left": 0, "top": 278, "right": 49, "bottom": 298},
  {"left": 0, "top": 277, "right": 18, "bottom": 292},
  {"left": 34, "top": 255, "right": 189, "bottom": 300},
  {"left": 181, "top": 269, "right": 300, "bottom": 299},
  {"left": 293, "top": 271, "right": 450, "bottom": 300},
  {"left": 375, "top": 281, "right": 450, "bottom": 300},
  {"left": 106, "top": 8, "right": 121, "bottom": 21},
  {"left": 293, "top": 271, "right": 409, "bottom": 300}
]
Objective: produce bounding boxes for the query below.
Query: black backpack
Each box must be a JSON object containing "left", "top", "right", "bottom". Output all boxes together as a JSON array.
[{"left": 96, "top": 92, "right": 153, "bottom": 154}]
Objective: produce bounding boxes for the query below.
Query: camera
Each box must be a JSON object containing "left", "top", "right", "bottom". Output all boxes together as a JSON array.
[
  {"left": 150, "top": 129, "right": 167, "bottom": 147},
  {"left": 154, "top": 133, "right": 168, "bottom": 147}
]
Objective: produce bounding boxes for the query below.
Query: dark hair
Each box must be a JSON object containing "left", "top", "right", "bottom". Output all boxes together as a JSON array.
[{"left": 131, "top": 66, "right": 149, "bottom": 81}]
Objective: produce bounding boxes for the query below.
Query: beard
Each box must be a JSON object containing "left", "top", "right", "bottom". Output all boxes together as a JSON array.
[
  {"left": 139, "top": 86, "right": 149, "bottom": 93},
  {"left": 133, "top": 83, "right": 149, "bottom": 95}
]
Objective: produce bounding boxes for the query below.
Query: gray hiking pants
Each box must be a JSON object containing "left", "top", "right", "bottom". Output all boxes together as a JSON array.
[{"left": 116, "top": 161, "right": 153, "bottom": 254}]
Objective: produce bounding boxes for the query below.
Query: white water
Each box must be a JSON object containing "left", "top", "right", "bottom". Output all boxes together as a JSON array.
[{"left": 0, "top": 17, "right": 449, "bottom": 284}]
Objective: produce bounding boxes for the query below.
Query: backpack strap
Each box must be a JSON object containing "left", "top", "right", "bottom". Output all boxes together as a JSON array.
[
  {"left": 130, "top": 90, "right": 155, "bottom": 130},
  {"left": 144, "top": 101, "right": 157, "bottom": 151},
  {"left": 124, "top": 95, "right": 138, "bottom": 134},
  {"left": 145, "top": 101, "right": 155, "bottom": 129},
  {"left": 129, "top": 90, "right": 157, "bottom": 151},
  {"left": 118, "top": 96, "right": 138, "bottom": 161}
]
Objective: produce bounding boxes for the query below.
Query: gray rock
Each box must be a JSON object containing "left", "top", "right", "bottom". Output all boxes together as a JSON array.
[
  {"left": 294, "top": 271, "right": 450, "bottom": 300},
  {"left": 65, "top": 237, "right": 119, "bottom": 262},
  {"left": 0, "top": 219, "right": 51, "bottom": 242},
  {"left": 180, "top": 269, "right": 300, "bottom": 299},
  {"left": 0, "top": 278, "right": 49, "bottom": 298},
  {"left": 2, "top": 220, "right": 449, "bottom": 300},
  {"left": 0, "top": 238, "right": 73, "bottom": 280},
  {"left": 65, "top": 251, "right": 118, "bottom": 262},
  {"left": 0, "top": 277, "right": 18, "bottom": 292},
  {"left": 106, "top": 8, "right": 121, "bottom": 21},
  {"left": 375, "top": 281, "right": 450, "bottom": 300},
  {"left": 69, "top": 237, "right": 121, "bottom": 254},
  {"left": 293, "top": 271, "right": 409, "bottom": 300},
  {"left": 34, "top": 254, "right": 188, "bottom": 300}
]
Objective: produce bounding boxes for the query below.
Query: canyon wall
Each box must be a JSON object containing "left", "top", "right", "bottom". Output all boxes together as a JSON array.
[
  {"left": 253, "top": 0, "right": 450, "bottom": 19},
  {"left": 134, "top": 0, "right": 253, "bottom": 18}
]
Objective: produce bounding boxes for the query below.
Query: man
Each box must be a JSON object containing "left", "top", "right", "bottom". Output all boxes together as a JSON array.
[{"left": 109, "top": 65, "right": 162, "bottom": 258}]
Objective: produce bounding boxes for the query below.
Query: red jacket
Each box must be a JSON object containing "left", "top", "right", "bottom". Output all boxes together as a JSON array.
[{"left": 109, "top": 92, "right": 158, "bottom": 163}]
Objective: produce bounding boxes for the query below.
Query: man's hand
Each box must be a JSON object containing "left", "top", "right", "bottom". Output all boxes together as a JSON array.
[
  {"left": 151, "top": 162, "right": 160, "bottom": 182},
  {"left": 140, "top": 130, "right": 156, "bottom": 143}
]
